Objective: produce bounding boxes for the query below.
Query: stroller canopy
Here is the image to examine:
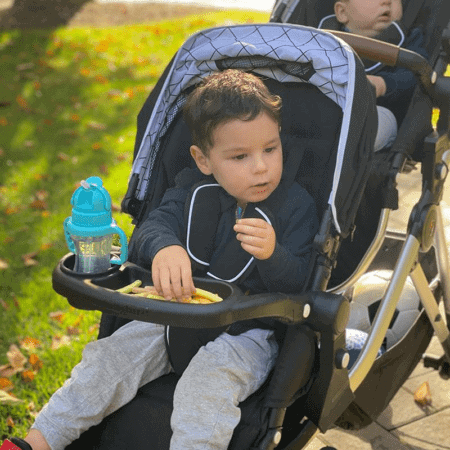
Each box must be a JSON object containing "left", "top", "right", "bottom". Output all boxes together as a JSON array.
[{"left": 129, "top": 24, "right": 375, "bottom": 237}]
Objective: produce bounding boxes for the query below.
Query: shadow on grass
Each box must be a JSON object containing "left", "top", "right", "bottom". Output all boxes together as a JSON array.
[{"left": 0, "top": 0, "right": 91, "bottom": 30}]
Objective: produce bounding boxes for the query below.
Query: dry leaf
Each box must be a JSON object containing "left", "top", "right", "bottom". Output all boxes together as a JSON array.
[
  {"left": 29, "top": 354, "right": 43, "bottom": 371},
  {"left": 20, "top": 336, "right": 41, "bottom": 350},
  {"left": 22, "top": 253, "right": 39, "bottom": 267},
  {"left": 67, "top": 326, "right": 80, "bottom": 335},
  {"left": 51, "top": 335, "right": 71, "bottom": 350},
  {"left": 0, "top": 258, "right": 9, "bottom": 270},
  {"left": 57, "top": 152, "right": 70, "bottom": 161},
  {"left": 6, "top": 344, "right": 27, "bottom": 372},
  {"left": 49, "top": 311, "right": 65, "bottom": 323},
  {"left": 30, "top": 198, "right": 48, "bottom": 210},
  {"left": 0, "top": 365, "right": 16, "bottom": 378},
  {"left": 0, "top": 298, "right": 9, "bottom": 310},
  {"left": 21, "top": 370, "right": 35, "bottom": 382},
  {"left": 87, "top": 121, "right": 106, "bottom": 130},
  {"left": 0, "top": 377, "right": 13, "bottom": 391},
  {"left": 0, "top": 390, "right": 23, "bottom": 404},
  {"left": 6, "top": 415, "right": 15, "bottom": 427},
  {"left": 414, "top": 381, "right": 432, "bottom": 407}
]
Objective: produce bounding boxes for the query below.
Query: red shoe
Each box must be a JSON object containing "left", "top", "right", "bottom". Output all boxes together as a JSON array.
[{"left": 0, "top": 439, "right": 32, "bottom": 450}]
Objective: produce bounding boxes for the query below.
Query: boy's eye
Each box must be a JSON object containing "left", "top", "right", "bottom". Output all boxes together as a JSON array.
[
  {"left": 264, "top": 147, "right": 275, "bottom": 153},
  {"left": 232, "top": 154, "right": 246, "bottom": 160}
]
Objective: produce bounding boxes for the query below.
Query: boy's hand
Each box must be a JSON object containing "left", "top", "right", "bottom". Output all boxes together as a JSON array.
[
  {"left": 234, "top": 218, "right": 276, "bottom": 260},
  {"left": 152, "top": 245, "right": 196, "bottom": 301},
  {"left": 367, "top": 75, "right": 387, "bottom": 97}
]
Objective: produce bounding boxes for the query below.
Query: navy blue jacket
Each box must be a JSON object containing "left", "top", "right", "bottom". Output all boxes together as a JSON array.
[
  {"left": 132, "top": 168, "right": 319, "bottom": 295},
  {"left": 376, "top": 27, "right": 428, "bottom": 124}
]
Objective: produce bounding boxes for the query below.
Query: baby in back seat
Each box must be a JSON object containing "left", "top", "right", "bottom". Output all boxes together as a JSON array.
[{"left": 320, "top": 0, "right": 428, "bottom": 151}]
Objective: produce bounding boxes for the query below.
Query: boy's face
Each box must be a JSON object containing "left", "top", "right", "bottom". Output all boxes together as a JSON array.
[
  {"left": 190, "top": 112, "right": 282, "bottom": 208},
  {"left": 335, "top": 0, "right": 403, "bottom": 37}
]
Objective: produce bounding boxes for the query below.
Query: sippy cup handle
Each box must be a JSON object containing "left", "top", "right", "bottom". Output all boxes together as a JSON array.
[
  {"left": 63, "top": 218, "right": 76, "bottom": 253},
  {"left": 109, "top": 224, "right": 128, "bottom": 265}
]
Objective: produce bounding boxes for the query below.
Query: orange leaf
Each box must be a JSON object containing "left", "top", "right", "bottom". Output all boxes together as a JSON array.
[
  {"left": 6, "top": 416, "right": 15, "bottom": 427},
  {"left": 29, "top": 354, "right": 43, "bottom": 371},
  {"left": 92, "top": 142, "right": 102, "bottom": 150},
  {"left": 414, "top": 381, "right": 432, "bottom": 407},
  {"left": 0, "top": 117, "right": 8, "bottom": 126},
  {"left": 49, "top": 311, "right": 65, "bottom": 323},
  {"left": 16, "top": 95, "right": 28, "bottom": 109},
  {"left": 0, "top": 258, "right": 9, "bottom": 270},
  {"left": 20, "top": 336, "right": 41, "bottom": 351},
  {"left": 21, "top": 370, "right": 35, "bottom": 382},
  {"left": 0, "top": 378, "right": 13, "bottom": 391},
  {"left": 40, "top": 243, "right": 53, "bottom": 251},
  {"left": 71, "top": 313, "right": 84, "bottom": 327},
  {"left": 70, "top": 114, "right": 80, "bottom": 122},
  {"left": 95, "top": 75, "right": 108, "bottom": 84}
]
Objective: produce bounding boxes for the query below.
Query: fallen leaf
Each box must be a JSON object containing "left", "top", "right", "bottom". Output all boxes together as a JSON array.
[
  {"left": 49, "top": 311, "right": 65, "bottom": 323},
  {"left": 20, "top": 336, "right": 41, "bottom": 351},
  {"left": 6, "top": 345, "right": 27, "bottom": 372},
  {"left": 22, "top": 253, "right": 39, "bottom": 267},
  {"left": 0, "top": 378, "right": 13, "bottom": 391},
  {"left": 21, "top": 370, "right": 35, "bottom": 382},
  {"left": 71, "top": 313, "right": 84, "bottom": 327},
  {"left": 29, "top": 354, "right": 43, "bottom": 371},
  {"left": 0, "top": 390, "right": 23, "bottom": 404},
  {"left": 87, "top": 121, "right": 106, "bottom": 130},
  {"left": 0, "top": 258, "right": 9, "bottom": 270},
  {"left": 0, "top": 298, "right": 9, "bottom": 310},
  {"left": 57, "top": 152, "right": 70, "bottom": 161},
  {"left": 0, "top": 365, "right": 16, "bottom": 378},
  {"left": 414, "top": 381, "right": 432, "bottom": 407},
  {"left": 30, "top": 198, "right": 48, "bottom": 210},
  {"left": 51, "top": 335, "right": 71, "bottom": 350},
  {"left": 6, "top": 415, "right": 15, "bottom": 427},
  {"left": 67, "top": 326, "right": 80, "bottom": 335}
]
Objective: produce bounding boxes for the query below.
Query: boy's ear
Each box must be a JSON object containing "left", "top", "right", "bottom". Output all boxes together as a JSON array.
[
  {"left": 334, "top": 1, "right": 349, "bottom": 25},
  {"left": 190, "top": 145, "right": 212, "bottom": 175}
]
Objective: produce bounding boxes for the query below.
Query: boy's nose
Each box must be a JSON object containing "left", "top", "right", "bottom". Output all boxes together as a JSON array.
[{"left": 253, "top": 155, "right": 268, "bottom": 173}]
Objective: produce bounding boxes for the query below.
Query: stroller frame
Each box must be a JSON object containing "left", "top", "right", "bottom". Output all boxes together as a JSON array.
[{"left": 52, "top": 14, "right": 450, "bottom": 450}]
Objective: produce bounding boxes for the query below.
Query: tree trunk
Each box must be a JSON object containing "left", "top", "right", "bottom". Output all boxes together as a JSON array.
[{"left": 2, "top": 0, "right": 91, "bottom": 29}]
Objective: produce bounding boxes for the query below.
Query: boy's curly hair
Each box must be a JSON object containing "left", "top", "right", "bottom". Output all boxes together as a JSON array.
[{"left": 183, "top": 69, "right": 282, "bottom": 155}]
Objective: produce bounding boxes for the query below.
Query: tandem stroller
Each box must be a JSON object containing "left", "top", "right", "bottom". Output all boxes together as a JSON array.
[{"left": 51, "top": 2, "right": 450, "bottom": 449}]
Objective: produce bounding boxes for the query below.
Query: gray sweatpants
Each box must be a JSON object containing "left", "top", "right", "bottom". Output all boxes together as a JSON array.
[{"left": 32, "top": 321, "right": 278, "bottom": 450}]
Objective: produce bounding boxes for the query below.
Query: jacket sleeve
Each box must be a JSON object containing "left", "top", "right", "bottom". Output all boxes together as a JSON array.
[
  {"left": 376, "top": 28, "right": 428, "bottom": 121},
  {"left": 131, "top": 186, "right": 189, "bottom": 268},
  {"left": 255, "top": 184, "right": 319, "bottom": 293}
]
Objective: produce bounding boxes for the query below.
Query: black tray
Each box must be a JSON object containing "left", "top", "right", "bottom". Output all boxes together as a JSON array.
[{"left": 53, "top": 253, "right": 349, "bottom": 331}]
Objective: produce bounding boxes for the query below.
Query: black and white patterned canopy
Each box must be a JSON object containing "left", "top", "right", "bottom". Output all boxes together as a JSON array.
[{"left": 130, "top": 23, "right": 371, "bottom": 234}]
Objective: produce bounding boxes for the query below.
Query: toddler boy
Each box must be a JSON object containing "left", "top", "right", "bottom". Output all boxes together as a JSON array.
[{"left": 9, "top": 69, "right": 318, "bottom": 450}]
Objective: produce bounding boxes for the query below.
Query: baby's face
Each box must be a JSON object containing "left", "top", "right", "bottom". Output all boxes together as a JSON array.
[
  {"left": 193, "top": 112, "right": 282, "bottom": 208},
  {"left": 336, "top": 0, "right": 403, "bottom": 37}
]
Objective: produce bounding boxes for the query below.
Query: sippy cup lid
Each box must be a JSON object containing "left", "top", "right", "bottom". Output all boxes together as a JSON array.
[{"left": 65, "top": 176, "right": 114, "bottom": 237}]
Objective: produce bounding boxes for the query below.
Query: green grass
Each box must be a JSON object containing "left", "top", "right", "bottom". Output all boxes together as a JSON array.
[{"left": 0, "top": 9, "right": 269, "bottom": 437}]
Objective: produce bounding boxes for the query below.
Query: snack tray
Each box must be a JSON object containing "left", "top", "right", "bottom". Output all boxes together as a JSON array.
[{"left": 52, "top": 253, "right": 349, "bottom": 332}]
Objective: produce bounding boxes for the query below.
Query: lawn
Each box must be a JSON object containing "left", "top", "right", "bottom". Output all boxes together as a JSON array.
[{"left": 0, "top": 9, "right": 269, "bottom": 438}]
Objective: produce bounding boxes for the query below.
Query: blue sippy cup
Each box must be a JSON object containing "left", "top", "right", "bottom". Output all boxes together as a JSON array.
[{"left": 64, "top": 176, "right": 128, "bottom": 274}]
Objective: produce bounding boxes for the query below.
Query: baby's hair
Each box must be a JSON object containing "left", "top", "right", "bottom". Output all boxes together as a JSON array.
[{"left": 183, "top": 69, "right": 282, "bottom": 155}]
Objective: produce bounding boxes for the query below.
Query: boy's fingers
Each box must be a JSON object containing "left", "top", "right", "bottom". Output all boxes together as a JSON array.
[
  {"left": 236, "top": 218, "right": 268, "bottom": 228},
  {"left": 181, "top": 266, "right": 195, "bottom": 298},
  {"left": 159, "top": 268, "right": 175, "bottom": 300},
  {"left": 234, "top": 224, "right": 267, "bottom": 238}
]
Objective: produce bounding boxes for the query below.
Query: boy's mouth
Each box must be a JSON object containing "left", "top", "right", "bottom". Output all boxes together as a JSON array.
[{"left": 254, "top": 182, "right": 269, "bottom": 193}]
